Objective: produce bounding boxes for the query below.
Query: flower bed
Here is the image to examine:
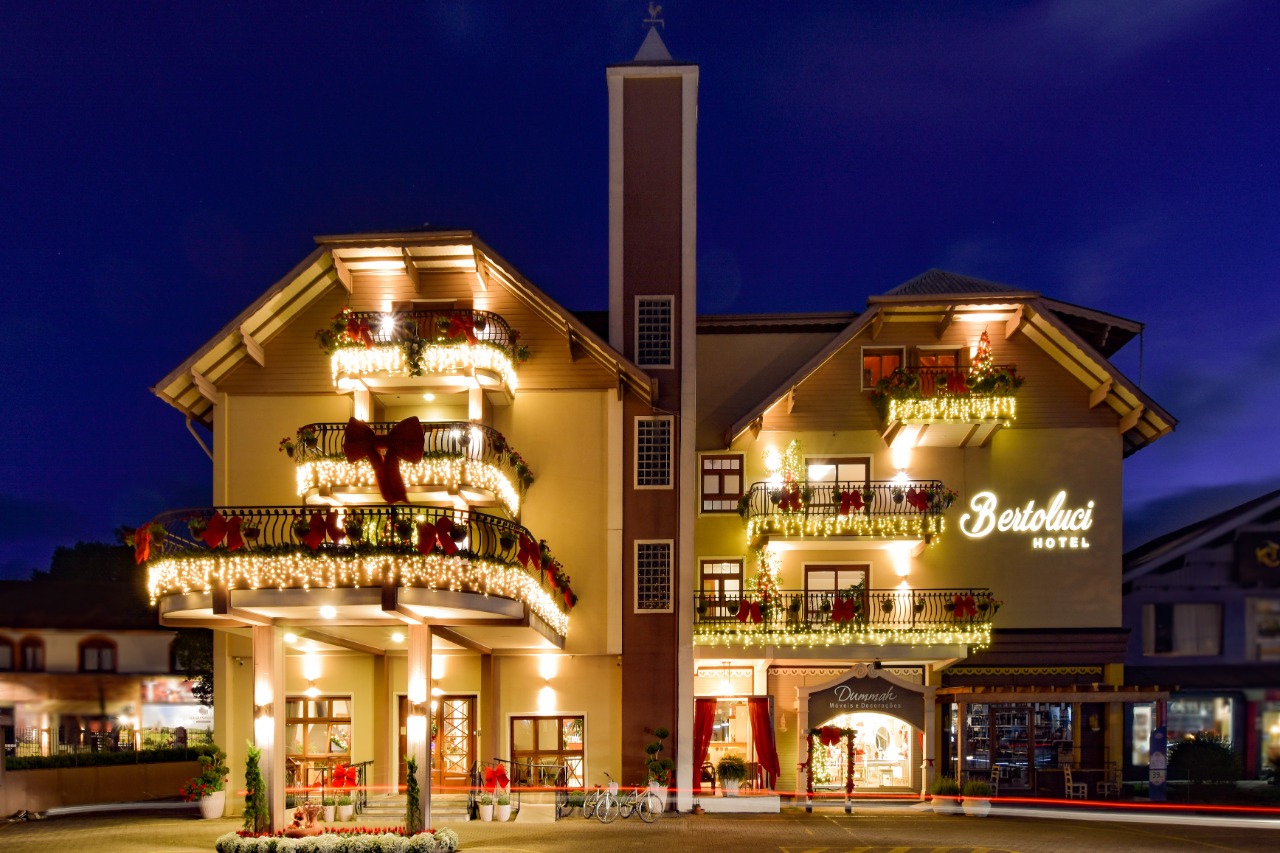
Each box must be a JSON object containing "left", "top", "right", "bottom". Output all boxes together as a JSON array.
[{"left": 215, "top": 827, "right": 458, "bottom": 853}]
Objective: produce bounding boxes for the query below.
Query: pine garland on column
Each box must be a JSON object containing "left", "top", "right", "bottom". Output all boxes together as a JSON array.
[
  {"left": 405, "top": 756, "right": 423, "bottom": 834},
  {"left": 242, "top": 742, "right": 269, "bottom": 833}
]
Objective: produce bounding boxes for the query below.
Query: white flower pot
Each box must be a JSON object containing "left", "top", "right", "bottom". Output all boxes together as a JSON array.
[
  {"left": 722, "top": 779, "right": 740, "bottom": 797},
  {"left": 962, "top": 797, "right": 991, "bottom": 817},
  {"left": 478, "top": 803, "right": 494, "bottom": 821},
  {"left": 198, "top": 789, "right": 225, "bottom": 819},
  {"left": 322, "top": 805, "right": 335, "bottom": 823},
  {"left": 495, "top": 803, "right": 511, "bottom": 821},
  {"left": 931, "top": 796, "right": 960, "bottom": 816},
  {"left": 337, "top": 804, "right": 354, "bottom": 821}
]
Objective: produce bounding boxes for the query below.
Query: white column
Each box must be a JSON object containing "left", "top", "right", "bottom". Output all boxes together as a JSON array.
[
  {"left": 252, "top": 625, "right": 286, "bottom": 830},
  {"left": 406, "top": 624, "right": 432, "bottom": 830},
  {"left": 796, "top": 689, "right": 810, "bottom": 811}
]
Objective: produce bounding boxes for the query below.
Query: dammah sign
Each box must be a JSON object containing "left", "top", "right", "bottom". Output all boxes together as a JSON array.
[{"left": 807, "top": 667, "right": 924, "bottom": 730}]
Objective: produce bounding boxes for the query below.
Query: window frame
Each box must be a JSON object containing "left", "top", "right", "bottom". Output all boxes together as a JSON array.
[
  {"left": 0, "top": 636, "right": 13, "bottom": 672},
  {"left": 635, "top": 539, "right": 675, "bottom": 614},
  {"left": 285, "top": 695, "right": 354, "bottom": 784},
  {"left": 699, "top": 558, "right": 744, "bottom": 619},
  {"left": 18, "top": 636, "right": 45, "bottom": 672},
  {"left": 803, "top": 563, "right": 870, "bottom": 622},
  {"left": 1142, "top": 602, "right": 1223, "bottom": 656},
  {"left": 509, "top": 714, "right": 585, "bottom": 787},
  {"left": 635, "top": 295, "right": 675, "bottom": 369},
  {"left": 861, "top": 346, "right": 905, "bottom": 391},
  {"left": 634, "top": 415, "right": 674, "bottom": 489},
  {"left": 700, "top": 453, "right": 744, "bottom": 513},
  {"left": 78, "top": 636, "right": 118, "bottom": 673}
]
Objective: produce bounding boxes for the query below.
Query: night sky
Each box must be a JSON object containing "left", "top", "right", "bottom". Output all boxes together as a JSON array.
[{"left": 3, "top": 1, "right": 1277, "bottom": 579}]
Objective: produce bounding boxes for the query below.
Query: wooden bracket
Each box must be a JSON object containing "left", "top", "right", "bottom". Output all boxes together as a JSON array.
[
  {"left": 403, "top": 248, "right": 421, "bottom": 289},
  {"left": 785, "top": 387, "right": 796, "bottom": 414},
  {"left": 239, "top": 324, "right": 265, "bottom": 366},
  {"left": 1118, "top": 405, "right": 1144, "bottom": 433},
  {"left": 936, "top": 307, "right": 955, "bottom": 340},
  {"left": 1089, "top": 379, "right": 1112, "bottom": 409},
  {"left": 191, "top": 368, "right": 217, "bottom": 403},
  {"left": 1005, "top": 306, "right": 1024, "bottom": 340}
]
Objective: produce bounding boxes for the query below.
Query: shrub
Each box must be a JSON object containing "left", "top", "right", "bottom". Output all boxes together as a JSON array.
[
  {"left": 4, "top": 746, "right": 199, "bottom": 772},
  {"left": 929, "top": 775, "right": 960, "bottom": 796},
  {"left": 1169, "top": 732, "right": 1241, "bottom": 787},
  {"left": 716, "top": 753, "right": 748, "bottom": 782},
  {"left": 962, "top": 780, "right": 993, "bottom": 798}
]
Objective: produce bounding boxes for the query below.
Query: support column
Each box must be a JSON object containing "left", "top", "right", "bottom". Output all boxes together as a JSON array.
[
  {"left": 407, "top": 624, "right": 432, "bottom": 830},
  {"left": 252, "top": 626, "right": 286, "bottom": 831},
  {"left": 480, "top": 653, "right": 500, "bottom": 769}
]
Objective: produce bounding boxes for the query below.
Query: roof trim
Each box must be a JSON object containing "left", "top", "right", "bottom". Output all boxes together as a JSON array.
[{"left": 1122, "top": 489, "right": 1280, "bottom": 583}]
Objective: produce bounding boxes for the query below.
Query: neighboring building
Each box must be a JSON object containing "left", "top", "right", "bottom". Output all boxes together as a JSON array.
[
  {"left": 1123, "top": 490, "right": 1280, "bottom": 781},
  {"left": 136, "top": 27, "right": 1177, "bottom": 828}
]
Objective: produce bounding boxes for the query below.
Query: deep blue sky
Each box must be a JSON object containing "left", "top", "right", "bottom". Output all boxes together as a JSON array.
[{"left": 2, "top": 1, "right": 1277, "bottom": 579}]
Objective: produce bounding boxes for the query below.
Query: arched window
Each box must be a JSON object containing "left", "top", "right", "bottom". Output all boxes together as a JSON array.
[
  {"left": 79, "top": 637, "right": 117, "bottom": 673},
  {"left": 19, "top": 636, "right": 45, "bottom": 672},
  {"left": 0, "top": 636, "right": 14, "bottom": 671}
]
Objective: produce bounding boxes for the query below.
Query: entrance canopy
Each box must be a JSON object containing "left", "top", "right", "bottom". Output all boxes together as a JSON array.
[{"left": 804, "top": 664, "right": 935, "bottom": 729}]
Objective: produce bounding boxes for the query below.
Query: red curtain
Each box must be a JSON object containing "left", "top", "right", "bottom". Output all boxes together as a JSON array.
[
  {"left": 748, "top": 697, "right": 780, "bottom": 790},
  {"left": 693, "top": 698, "right": 717, "bottom": 792}
]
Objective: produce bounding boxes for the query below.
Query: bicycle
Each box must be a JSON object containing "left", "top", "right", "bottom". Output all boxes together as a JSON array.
[
  {"left": 594, "top": 773, "right": 621, "bottom": 823},
  {"left": 617, "top": 783, "right": 661, "bottom": 822}
]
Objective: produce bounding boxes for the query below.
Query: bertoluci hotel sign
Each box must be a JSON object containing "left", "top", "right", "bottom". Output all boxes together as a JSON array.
[{"left": 959, "top": 490, "right": 1095, "bottom": 550}]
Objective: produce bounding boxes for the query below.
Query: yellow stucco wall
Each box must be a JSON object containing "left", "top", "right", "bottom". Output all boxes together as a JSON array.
[{"left": 220, "top": 394, "right": 352, "bottom": 505}]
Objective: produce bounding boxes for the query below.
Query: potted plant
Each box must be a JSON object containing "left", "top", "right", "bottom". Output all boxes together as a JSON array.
[
  {"left": 344, "top": 512, "right": 365, "bottom": 542},
  {"left": 279, "top": 435, "right": 298, "bottom": 458},
  {"left": 336, "top": 793, "right": 354, "bottom": 821},
  {"left": 961, "top": 779, "right": 992, "bottom": 817},
  {"left": 495, "top": 790, "right": 512, "bottom": 821},
  {"left": 477, "top": 792, "right": 494, "bottom": 821},
  {"left": 644, "top": 726, "right": 674, "bottom": 810},
  {"left": 716, "top": 753, "right": 748, "bottom": 797},
  {"left": 181, "top": 741, "right": 229, "bottom": 819},
  {"left": 881, "top": 599, "right": 894, "bottom": 613},
  {"left": 321, "top": 796, "right": 336, "bottom": 823},
  {"left": 913, "top": 598, "right": 926, "bottom": 615},
  {"left": 929, "top": 775, "right": 961, "bottom": 815}
]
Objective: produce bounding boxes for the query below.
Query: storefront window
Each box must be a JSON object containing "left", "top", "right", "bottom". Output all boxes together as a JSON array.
[
  {"left": 810, "top": 711, "right": 913, "bottom": 790},
  {"left": 1131, "top": 703, "right": 1153, "bottom": 767},
  {"left": 286, "top": 696, "right": 352, "bottom": 788},
  {"left": 1167, "top": 696, "right": 1233, "bottom": 744},
  {"left": 1262, "top": 705, "right": 1280, "bottom": 782},
  {"left": 510, "top": 715, "right": 584, "bottom": 787},
  {"left": 958, "top": 702, "right": 1072, "bottom": 789}
]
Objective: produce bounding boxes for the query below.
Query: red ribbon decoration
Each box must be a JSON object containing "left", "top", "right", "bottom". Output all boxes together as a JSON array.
[
  {"left": 819, "top": 726, "right": 842, "bottom": 747},
  {"left": 343, "top": 417, "right": 425, "bottom": 504},
  {"left": 201, "top": 513, "right": 246, "bottom": 552},
  {"left": 563, "top": 587, "right": 576, "bottom": 609},
  {"left": 517, "top": 534, "right": 539, "bottom": 568},
  {"left": 905, "top": 487, "right": 930, "bottom": 512},
  {"left": 483, "top": 765, "right": 509, "bottom": 793},
  {"left": 331, "top": 764, "right": 357, "bottom": 789},
  {"left": 133, "top": 526, "right": 151, "bottom": 564},
  {"left": 830, "top": 595, "right": 859, "bottom": 623},
  {"left": 779, "top": 487, "right": 802, "bottom": 512},
  {"left": 345, "top": 316, "right": 374, "bottom": 349},
  {"left": 416, "top": 517, "right": 461, "bottom": 556},
  {"left": 953, "top": 594, "right": 977, "bottom": 619},
  {"left": 736, "top": 600, "right": 763, "bottom": 624},
  {"left": 837, "top": 490, "right": 864, "bottom": 515},
  {"left": 946, "top": 371, "right": 969, "bottom": 394},
  {"left": 543, "top": 561, "right": 559, "bottom": 589},
  {"left": 447, "top": 314, "right": 478, "bottom": 345}
]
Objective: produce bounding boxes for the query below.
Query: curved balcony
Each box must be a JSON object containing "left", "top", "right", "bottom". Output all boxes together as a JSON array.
[
  {"left": 692, "top": 587, "right": 997, "bottom": 648},
  {"left": 871, "top": 365, "right": 1023, "bottom": 448},
  {"left": 318, "top": 308, "right": 527, "bottom": 398},
  {"left": 741, "top": 479, "right": 951, "bottom": 547},
  {"left": 288, "top": 421, "right": 533, "bottom": 517},
  {"left": 139, "top": 505, "right": 573, "bottom": 647}
]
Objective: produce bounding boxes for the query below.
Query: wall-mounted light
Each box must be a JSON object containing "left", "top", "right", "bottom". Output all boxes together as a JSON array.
[
  {"left": 319, "top": 605, "right": 337, "bottom": 619},
  {"left": 303, "top": 652, "right": 322, "bottom": 681}
]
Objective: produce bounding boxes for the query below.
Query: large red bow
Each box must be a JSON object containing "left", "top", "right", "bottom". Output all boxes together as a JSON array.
[
  {"left": 831, "top": 595, "right": 859, "bottom": 623},
  {"left": 447, "top": 314, "right": 478, "bottom": 345},
  {"left": 483, "top": 765, "right": 509, "bottom": 793},
  {"left": 201, "top": 513, "right": 246, "bottom": 551},
  {"left": 331, "top": 764, "right": 357, "bottom": 789},
  {"left": 343, "top": 417, "right": 425, "bottom": 504},
  {"left": 779, "top": 487, "right": 802, "bottom": 512},
  {"left": 296, "top": 511, "right": 344, "bottom": 551},
  {"left": 517, "top": 533, "right": 539, "bottom": 568},
  {"left": 416, "top": 517, "right": 461, "bottom": 557},
  {"left": 133, "top": 526, "right": 152, "bottom": 564},
  {"left": 953, "top": 594, "right": 977, "bottom": 619},
  {"left": 905, "top": 487, "right": 930, "bottom": 512},
  {"left": 818, "top": 726, "right": 843, "bottom": 747},
  {"left": 563, "top": 587, "right": 576, "bottom": 609},
  {"left": 945, "top": 371, "right": 969, "bottom": 395},
  {"left": 345, "top": 316, "right": 374, "bottom": 348},
  {"left": 837, "top": 490, "right": 864, "bottom": 515},
  {"left": 736, "top": 600, "right": 762, "bottom": 624},
  {"left": 543, "top": 560, "right": 559, "bottom": 589}
]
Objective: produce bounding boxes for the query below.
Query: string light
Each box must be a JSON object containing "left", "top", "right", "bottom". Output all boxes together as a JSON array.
[
  {"left": 297, "top": 457, "right": 522, "bottom": 515},
  {"left": 888, "top": 396, "right": 1016, "bottom": 423},
  {"left": 693, "top": 621, "right": 992, "bottom": 649},
  {"left": 331, "top": 341, "right": 518, "bottom": 392},
  {"left": 746, "top": 512, "right": 944, "bottom": 543}
]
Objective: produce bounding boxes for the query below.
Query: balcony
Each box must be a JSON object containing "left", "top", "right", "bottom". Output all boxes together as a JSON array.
[
  {"left": 287, "top": 421, "right": 533, "bottom": 517},
  {"left": 693, "top": 587, "right": 998, "bottom": 648},
  {"left": 317, "top": 308, "right": 527, "bottom": 400},
  {"left": 871, "top": 365, "right": 1023, "bottom": 449},
  {"left": 137, "top": 505, "right": 571, "bottom": 648},
  {"left": 741, "top": 480, "right": 951, "bottom": 548}
]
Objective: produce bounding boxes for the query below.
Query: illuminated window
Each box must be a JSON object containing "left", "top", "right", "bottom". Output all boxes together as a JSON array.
[
  {"left": 19, "top": 637, "right": 44, "bottom": 672},
  {"left": 804, "top": 565, "right": 869, "bottom": 621},
  {"left": 635, "top": 416, "right": 673, "bottom": 488},
  {"left": 700, "top": 454, "right": 743, "bottom": 512},
  {"left": 79, "top": 637, "right": 117, "bottom": 673},
  {"left": 1247, "top": 598, "right": 1280, "bottom": 661},
  {"left": 699, "top": 559, "right": 743, "bottom": 618},
  {"left": 1142, "top": 603, "right": 1222, "bottom": 656},
  {"left": 916, "top": 348, "right": 961, "bottom": 367},
  {"left": 862, "top": 347, "right": 903, "bottom": 390},
  {"left": 511, "top": 715, "right": 584, "bottom": 787},
  {"left": 636, "top": 541, "right": 673, "bottom": 612},
  {"left": 636, "top": 296, "right": 674, "bottom": 368},
  {"left": 285, "top": 696, "right": 353, "bottom": 788},
  {"left": 0, "top": 637, "right": 13, "bottom": 672}
]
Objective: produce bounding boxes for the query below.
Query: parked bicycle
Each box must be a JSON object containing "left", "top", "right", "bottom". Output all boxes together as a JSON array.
[{"left": 617, "top": 782, "right": 661, "bottom": 822}]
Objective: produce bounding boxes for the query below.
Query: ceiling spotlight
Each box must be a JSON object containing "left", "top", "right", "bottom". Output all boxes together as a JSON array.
[
  {"left": 391, "top": 632, "right": 405, "bottom": 643},
  {"left": 422, "top": 393, "right": 435, "bottom": 402},
  {"left": 284, "top": 633, "right": 298, "bottom": 644},
  {"left": 319, "top": 605, "right": 337, "bottom": 619}
]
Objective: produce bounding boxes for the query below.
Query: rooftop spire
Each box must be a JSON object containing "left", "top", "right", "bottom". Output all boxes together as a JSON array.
[{"left": 634, "top": 3, "right": 672, "bottom": 62}]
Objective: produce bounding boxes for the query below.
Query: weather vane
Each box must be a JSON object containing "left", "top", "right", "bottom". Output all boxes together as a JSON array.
[{"left": 644, "top": 3, "right": 664, "bottom": 29}]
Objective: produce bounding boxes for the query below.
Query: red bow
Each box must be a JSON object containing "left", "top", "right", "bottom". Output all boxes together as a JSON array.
[
  {"left": 953, "top": 594, "right": 977, "bottom": 619},
  {"left": 831, "top": 595, "right": 859, "bottom": 623},
  {"left": 294, "top": 511, "right": 344, "bottom": 551},
  {"left": 345, "top": 316, "right": 374, "bottom": 348},
  {"left": 133, "top": 526, "right": 152, "bottom": 564},
  {"left": 905, "top": 487, "right": 929, "bottom": 512},
  {"left": 543, "top": 561, "right": 559, "bottom": 589},
  {"left": 483, "top": 765, "right": 509, "bottom": 793},
  {"left": 945, "top": 371, "right": 969, "bottom": 394},
  {"left": 343, "top": 417, "right": 425, "bottom": 504},
  {"left": 201, "top": 513, "right": 246, "bottom": 551},
  {"left": 819, "top": 726, "right": 842, "bottom": 747},
  {"left": 837, "top": 490, "right": 864, "bottom": 515},
  {"left": 737, "top": 600, "right": 762, "bottom": 624},
  {"left": 447, "top": 314, "right": 478, "bottom": 345},
  {"left": 517, "top": 534, "right": 539, "bottom": 568},
  {"left": 416, "top": 517, "right": 461, "bottom": 557},
  {"left": 563, "top": 587, "right": 576, "bottom": 609},
  {"left": 778, "top": 487, "right": 802, "bottom": 512},
  {"left": 331, "top": 764, "right": 357, "bottom": 789}
]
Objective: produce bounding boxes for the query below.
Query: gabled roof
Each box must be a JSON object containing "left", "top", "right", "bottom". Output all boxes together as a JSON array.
[
  {"left": 725, "top": 269, "right": 1175, "bottom": 456},
  {"left": 152, "top": 231, "right": 655, "bottom": 425},
  {"left": 1123, "top": 488, "right": 1280, "bottom": 583},
  {"left": 0, "top": 582, "right": 160, "bottom": 631}
]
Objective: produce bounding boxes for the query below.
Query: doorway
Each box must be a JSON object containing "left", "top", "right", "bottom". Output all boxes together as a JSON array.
[{"left": 398, "top": 695, "right": 475, "bottom": 791}]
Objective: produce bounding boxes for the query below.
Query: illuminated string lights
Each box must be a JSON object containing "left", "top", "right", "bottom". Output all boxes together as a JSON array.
[
  {"left": 692, "top": 621, "right": 992, "bottom": 649},
  {"left": 331, "top": 341, "right": 518, "bottom": 392},
  {"left": 746, "top": 511, "right": 944, "bottom": 543},
  {"left": 147, "top": 551, "right": 569, "bottom": 636},
  {"left": 888, "top": 395, "right": 1016, "bottom": 423},
  {"left": 296, "top": 457, "right": 522, "bottom": 516}
]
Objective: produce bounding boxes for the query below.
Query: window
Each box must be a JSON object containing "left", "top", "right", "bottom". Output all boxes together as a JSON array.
[
  {"left": 0, "top": 637, "right": 13, "bottom": 672},
  {"left": 1247, "top": 598, "right": 1280, "bottom": 660},
  {"left": 635, "top": 416, "right": 673, "bottom": 488},
  {"left": 636, "top": 541, "right": 674, "bottom": 612},
  {"left": 862, "top": 347, "right": 904, "bottom": 390},
  {"left": 511, "top": 715, "right": 584, "bottom": 787},
  {"left": 1142, "top": 603, "right": 1222, "bottom": 656},
  {"left": 701, "top": 454, "right": 743, "bottom": 512},
  {"left": 914, "top": 347, "right": 964, "bottom": 395},
  {"left": 79, "top": 637, "right": 117, "bottom": 673},
  {"left": 699, "top": 559, "right": 743, "bottom": 618},
  {"left": 19, "top": 637, "right": 44, "bottom": 672},
  {"left": 285, "top": 696, "right": 353, "bottom": 787},
  {"left": 635, "top": 296, "right": 674, "bottom": 368},
  {"left": 804, "top": 565, "right": 869, "bottom": 621},
  {"left": 916, "top": 348, "right": 961, "bottom": 368}
]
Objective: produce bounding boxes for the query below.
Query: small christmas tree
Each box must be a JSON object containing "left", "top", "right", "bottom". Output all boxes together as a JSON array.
[
  {"left": 405, "top": 756, "right": 423, "bottom": 834},
  {"left": 969, "top": 329, "right": 994, "bottom": 380},
  {"left": 242, "top": 742, "right": 269, "bottom": 833}
]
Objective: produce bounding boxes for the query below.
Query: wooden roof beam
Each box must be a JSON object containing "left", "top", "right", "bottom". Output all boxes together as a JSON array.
[
  {"left": 785, "top": 387, "right": 796, "bottom": 414},
  {"left": 871, "top": 311, "right": 884, "bottom": 341},
  {"left": 333, "top": 254, "right": 354, "bottom": 292},
  {"left": 191, "top": 368, "right": 217, "bottom": 404},
  {"left": 1005, "top": 305, "right": 1024, "bottom": 340},
  {"left": 1119, "top": 405, "right": 1145, "bottom": 434},
  {"left": 239, "top": 324, "right": 265, "bottom": 367},
  {"left": 1089, "top": 379, "right": 1113, "bottom": 409},
  {"left": 936, "top": 306, "right": 955, "bottom": 340},
  {"left": 403, "top": 249, "right": 421, "bottom": 290}
]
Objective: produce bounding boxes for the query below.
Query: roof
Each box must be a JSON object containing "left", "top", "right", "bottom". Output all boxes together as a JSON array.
[
  {"left": 697, "top": 312, "right": 857, "bottom": 335},
  {"left": 0, "top": 582, "right": 162, "bottom": 631},
  {"left": 152, "top": 231, "right": 656, "bottom": 424},
  {"left": 1123, "top": 488, "right": 1280, "bottom": 582}
]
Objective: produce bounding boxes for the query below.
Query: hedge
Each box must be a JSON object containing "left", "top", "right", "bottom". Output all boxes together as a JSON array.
[{"left": 4, "top": 747, "right": 200, "bottom": 771}]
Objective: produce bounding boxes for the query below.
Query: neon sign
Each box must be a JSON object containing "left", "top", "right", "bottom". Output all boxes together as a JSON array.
[{"left": 959, "top": 490, "right": 1094, "bottom": 550}]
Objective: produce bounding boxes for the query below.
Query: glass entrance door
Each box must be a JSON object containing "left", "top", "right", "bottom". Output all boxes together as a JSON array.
[{"left": 434, "top": 696, "right": 474, "bottom": 788}]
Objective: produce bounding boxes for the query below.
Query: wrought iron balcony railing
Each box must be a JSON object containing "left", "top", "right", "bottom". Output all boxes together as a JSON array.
[
  {"left": 870, "top": 365, "right": 1023, "bottom": 423},
  {"left": 287, "top": 421, "right": 533, "bottom": 516},
  {"left": 741, "top": 479, "right": 952, "bottom": 542},
  {"left": 318, "top": 308, "right": 527, "bottom": 391},
  {"left": 693, "top": 587, "right": 998, "bottom": 648},
  {"left": 137, "top": 505, "right": 573, "bottom": 634}
]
